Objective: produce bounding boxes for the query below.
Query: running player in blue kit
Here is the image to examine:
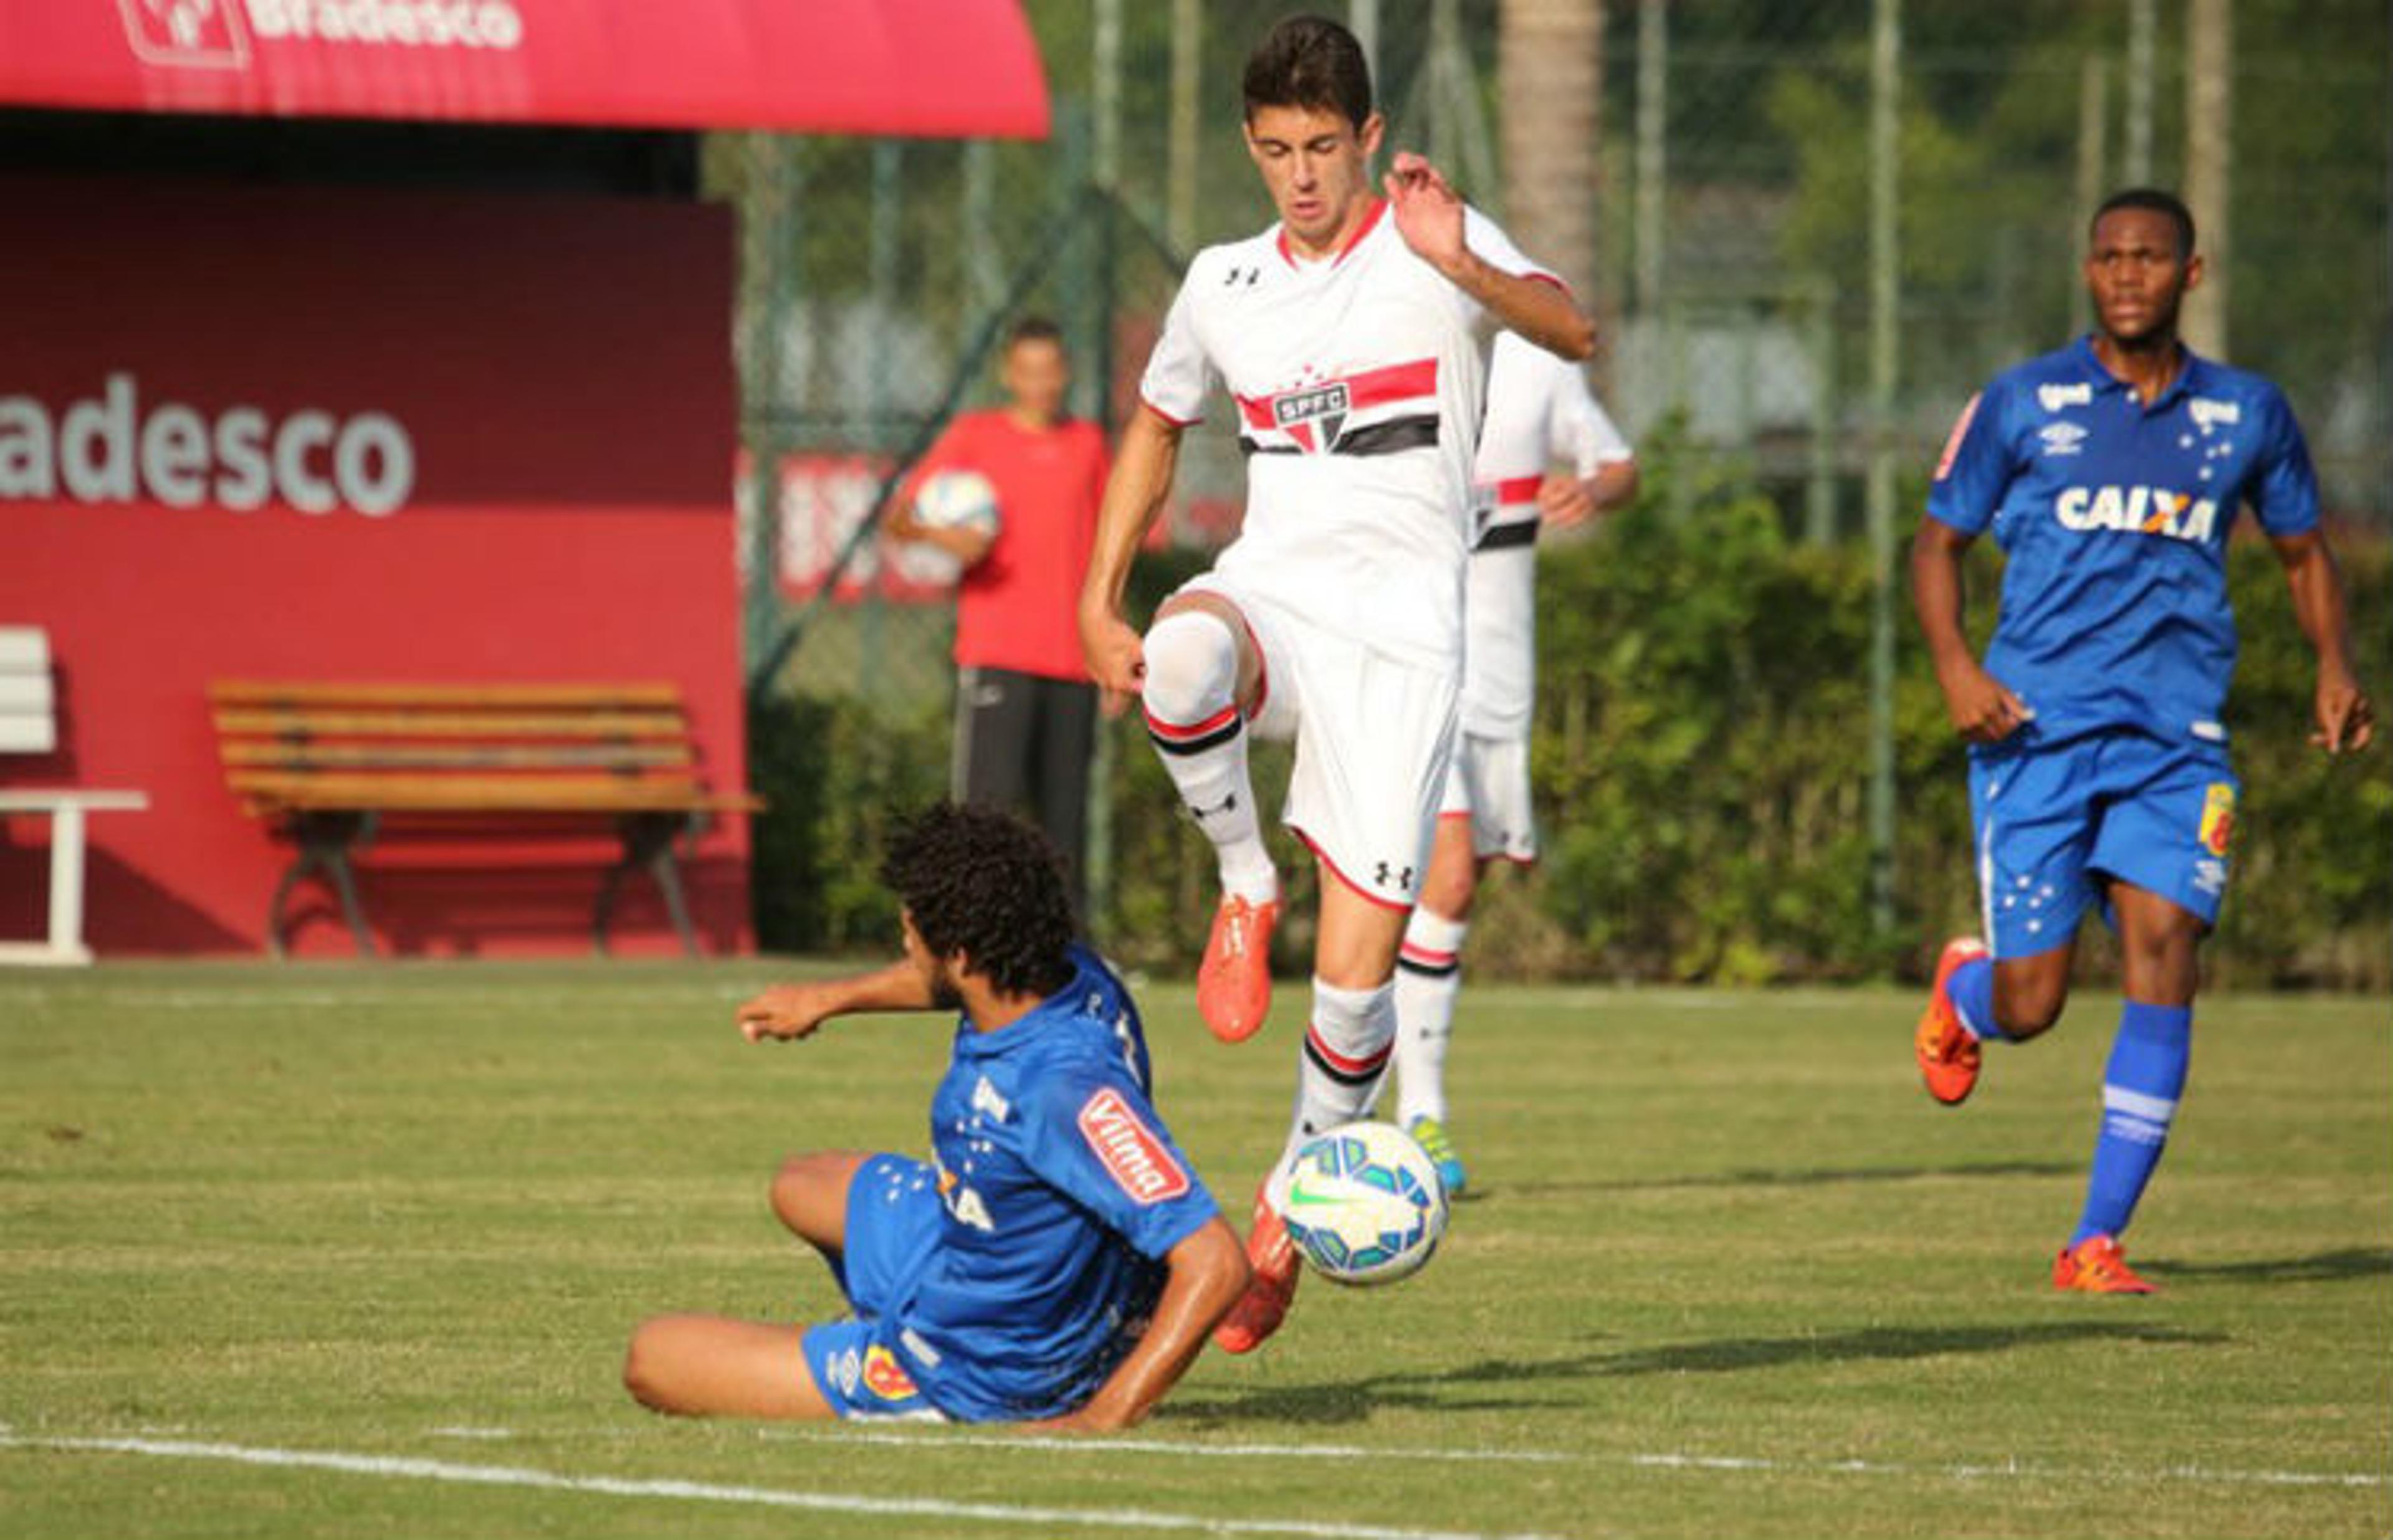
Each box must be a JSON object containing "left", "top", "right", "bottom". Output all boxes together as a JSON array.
[
  {"left": 1911, "top": 189, "right": 2373, "bottom": 1293},
  {"left": 624, "top": 804, "right": 1247, "bottom": 1427}
]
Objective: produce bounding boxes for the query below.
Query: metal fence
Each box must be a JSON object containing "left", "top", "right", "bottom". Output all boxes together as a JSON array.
[
  {"left": 716, "top": 0, "right": 2388, "bottom": 957},
  {"left": 723, "top": 0, "right": 2387, "bottom": 699}
]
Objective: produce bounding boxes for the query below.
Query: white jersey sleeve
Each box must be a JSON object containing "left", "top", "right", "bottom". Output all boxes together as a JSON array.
[
  {"left": 1547, "top": 362, "right": 1633, "bottom": 473},
  {"left": 1138, "top": 265, "right": 1217, "bottom": 427},
  {"left": 1458, "top": 207, "right": 1562, "bottom": 333}
]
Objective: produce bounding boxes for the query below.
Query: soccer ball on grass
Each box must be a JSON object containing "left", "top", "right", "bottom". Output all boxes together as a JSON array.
[{"left": 1281, "top": 1120, "right": 1449, "bottom": 1286}]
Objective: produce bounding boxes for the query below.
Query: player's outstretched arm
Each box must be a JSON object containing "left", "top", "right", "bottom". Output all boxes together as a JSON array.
[
  {"left": 735, "top": 959, "right": 937, "bottom": 1043},
  {"left": 1079, "top": 405, "right": 1185, "bottom": 715},
  {"left": 2270, "top": 528, "right": 2376, "bottom": 753},
  {"left": 1028, "top": 1215, "right": 1249, "bottom": 1433},
  {"left": 1912, "top": 517, "right": 2033, "bottom": 743},
  {"left": 1384, "top": 151, "right": 1594, "bottom": 362}
]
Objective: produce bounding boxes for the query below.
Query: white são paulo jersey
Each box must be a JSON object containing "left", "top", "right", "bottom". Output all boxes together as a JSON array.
[
  {"left": 1140, "top": 198, "right": 1560, "bottom": 670},
  {"left": 1462, "top": 332, "right": 1632, "bottom": 735}
]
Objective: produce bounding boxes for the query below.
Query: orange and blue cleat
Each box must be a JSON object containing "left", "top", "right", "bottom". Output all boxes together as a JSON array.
[
  {"left": 1196, "top": 895, "right": 1279, "bottom": 1044},
  {"left": 2053, "top": 1233, "right": 2157, "bottom": 1294},
  {"left": 1915, "top": 935, "right": 1990, "bottom": 1106},
  {"left": 1212, "top": 1182, "right": 1301, "bottom": 1354}
]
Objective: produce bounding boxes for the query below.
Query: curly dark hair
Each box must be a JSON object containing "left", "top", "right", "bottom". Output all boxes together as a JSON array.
[
  {"left": 1243, "top": 13, "right": 1373, "bottom": 130},
  {"left": 881, "top": 802, "right": 1076, "bottom": 999}
]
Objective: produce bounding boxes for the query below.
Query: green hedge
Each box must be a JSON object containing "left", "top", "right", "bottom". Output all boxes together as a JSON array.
[{"left": 750, "top": 463, "right": 2389, "bottom": 988}]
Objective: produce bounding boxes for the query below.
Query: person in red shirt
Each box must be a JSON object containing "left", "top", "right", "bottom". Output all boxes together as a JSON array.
[{"left": 890, "top": 316, "right": 1111, "bottom": 920}]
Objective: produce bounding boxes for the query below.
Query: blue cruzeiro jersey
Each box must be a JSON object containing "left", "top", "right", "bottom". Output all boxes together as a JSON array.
[
  {"left": 884, "top": 944, "right": 1217, "bottom": 1422},
  {"left": 1928, "top": 336, "right": 2319, "bottom": 747}
]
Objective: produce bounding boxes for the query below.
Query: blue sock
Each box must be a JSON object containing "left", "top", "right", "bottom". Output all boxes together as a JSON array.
[
  {"left": 2071, "top": 1001, "right": 2193, "bottom": 1246},
  {"left": 1949, "top": 956, "right": 2003, "bottom": 1041}
]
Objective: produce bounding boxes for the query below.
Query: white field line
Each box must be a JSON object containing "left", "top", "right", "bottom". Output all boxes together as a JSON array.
[
  {"left": 0, "top": 1430, "right": 1565, "bottom": 1540},
  {"left": 772, "top": 1427, "right": 2390, "bottom": 1490},
  {"left": 57, "top": 1423, "right": 2390, "bottom": 1495}
]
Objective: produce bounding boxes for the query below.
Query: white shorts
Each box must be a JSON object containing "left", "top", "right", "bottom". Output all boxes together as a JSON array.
[
  {"left": 1175, "top": 574, "right": 1458, "bottom": 909},
  {"left": 1436, "top": 731, "right": 1539, "bottom": 864}
]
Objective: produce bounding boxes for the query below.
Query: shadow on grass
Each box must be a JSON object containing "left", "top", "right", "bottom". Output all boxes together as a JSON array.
[
  {"left": 1501, "top": 1158, "right": 2078, "bottom": 1198},
  {"left": 2143, "top": 1247, "right": 2393, "bottom": 1284},
  {"left": 1160, "top": 1319, "right": 2224, "bottom": 1428}
]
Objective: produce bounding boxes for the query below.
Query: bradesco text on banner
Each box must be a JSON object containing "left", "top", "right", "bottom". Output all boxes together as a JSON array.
[{"left": 0, "top": 371, "right": 416, "bottom": 516}]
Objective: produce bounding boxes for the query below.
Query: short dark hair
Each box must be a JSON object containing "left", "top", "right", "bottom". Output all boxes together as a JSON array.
[
  {"left": 881, "top": 802, "right": 1074, "bottom": 999},
  {"left": 1243, "top": 14, "right": 1373, "bottom": 129},
  {"left": 2093, "top": 188, "right": 2196, "bottom": 259},
  {"left": 1005, "top": 314, "right": 1064, "bottom": 353}
]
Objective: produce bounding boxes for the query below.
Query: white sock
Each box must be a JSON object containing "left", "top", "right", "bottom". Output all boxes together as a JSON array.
[
  {"left": 1275, "top": 977, "right": 1398, "bottom": 1186},
  {"left": 1393, "top": 908, "right": 1467, "bottom": 1127},
  {"left": 1141, "top": 610, "right": 1276, "bottom": 903}
]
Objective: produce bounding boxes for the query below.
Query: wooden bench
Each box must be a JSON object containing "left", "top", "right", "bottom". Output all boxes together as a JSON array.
[
  {"left": 209, "top": 681, "right": 761, "bottom": 958},
  {"left": 1, "top": 627, "right": 150, "bottom": 966}
]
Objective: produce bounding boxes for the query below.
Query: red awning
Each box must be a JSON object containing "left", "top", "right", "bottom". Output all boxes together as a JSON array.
[{"left": 0, "top": 0, "right": 1049, "bottom": 139}]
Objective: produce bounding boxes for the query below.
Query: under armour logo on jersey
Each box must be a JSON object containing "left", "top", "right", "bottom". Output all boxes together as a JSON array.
[
  {"left": 1373, "top": 861, "right": 1416, "bottom": 890},
  {"left": 1223, "top": 265, "right": 1261, "bottom": 288}
]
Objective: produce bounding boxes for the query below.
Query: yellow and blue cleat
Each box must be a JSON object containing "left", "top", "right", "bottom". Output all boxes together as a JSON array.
[{"left": 1407, "top": 1115, "right": 1468, "bottom": 1198}]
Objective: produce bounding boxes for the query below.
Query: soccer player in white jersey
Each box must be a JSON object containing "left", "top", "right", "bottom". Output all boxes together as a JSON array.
[
  {"left": 1078, "top": 14, "right": 1595, "bottom": 1354},
  {"left": 1390, "top": 332, "right": 1637, "bottom": 1195}
]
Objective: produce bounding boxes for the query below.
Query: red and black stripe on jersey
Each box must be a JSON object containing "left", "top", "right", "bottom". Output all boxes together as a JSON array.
[
  {"left": 1471, "top": 475, "right": 1546, "bottom": 552},
  {"left": 1235, "top": 359, "right": 1441, "bottom": 459}
]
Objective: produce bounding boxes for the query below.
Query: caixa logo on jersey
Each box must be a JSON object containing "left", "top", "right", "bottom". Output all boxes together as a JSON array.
[
  {"left": 1273, "top": 381, "right": 1350, "bottom": 454},
  {"left": 0, "top": 373, "right": 418, "bottom": 517},
  {"left": 1077, "top": 1088, "right": 1190, "bottom": 1205},
  {"left": 2053, "top": 483, "right": 2219, "bottom": 543}
]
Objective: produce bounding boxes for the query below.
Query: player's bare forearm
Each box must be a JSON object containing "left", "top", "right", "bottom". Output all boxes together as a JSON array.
[
  {"left": 1030, "top": 1217, "right": 1248, "bottom": 1433},
  {"left": 1588, "top": 459, "right": 1640, "bottom": 515},
  {"left": 2271, "top": 529, "right": 2375, "bottom": 751},
  {"left": 1078, "top": 407, "right": 1183, "bottom": 701},
  {"left": 1913, "top": 518, "right": 2031, "bottom": 741},
  {"left": 1384, "top": 150, "right": 1593, "bottom": 361},
  {"left": 1462, "top": 257, "right": 1595, "bottom": 362},
  {"left": 735, "top": 960, "right": 934, "bottom": 1043}
]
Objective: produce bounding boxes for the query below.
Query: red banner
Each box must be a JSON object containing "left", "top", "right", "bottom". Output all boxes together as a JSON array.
[
  {"left": 0, "top": 0, "right": 1049, "bottom": 139},
  {"left": 0, "top": 175, "right": 749, "bottom": 957}
]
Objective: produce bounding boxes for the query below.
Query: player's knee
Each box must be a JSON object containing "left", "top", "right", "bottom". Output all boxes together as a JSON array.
[
  {"left": 1994, "top": 981, "right": 2067, "bottom": 1039},
  {"left": 770, "top": 1153, "right": 849, "bottom": 1244},
  {"left": 1416, "top": 870, "right": 1475, "bottom": 919},
  {"left": 1140, "top": 609, "right": 1239, "bottom": 723}
]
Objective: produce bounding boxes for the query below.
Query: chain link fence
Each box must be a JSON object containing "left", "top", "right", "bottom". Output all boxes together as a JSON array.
[{"left": 716, "top": 0, "right": 2390, "bottom": 975}]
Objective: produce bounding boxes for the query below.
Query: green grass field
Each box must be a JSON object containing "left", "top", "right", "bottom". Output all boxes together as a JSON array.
[{"left": 4, "top": 962, "right": 2386, "bottom": 1538}]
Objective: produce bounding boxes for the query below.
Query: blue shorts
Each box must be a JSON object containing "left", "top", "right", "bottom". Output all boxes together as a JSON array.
[
  {"left": 1969, "top": 730, "right": 2239, "bottom": 959},
  {"left": 798, "top": 1154, "right": 947, "bottom": 1421}
]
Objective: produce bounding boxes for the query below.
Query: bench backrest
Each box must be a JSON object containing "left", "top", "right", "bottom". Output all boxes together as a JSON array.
[
  {"left": 208, "top": 680, "right": 735, "bottom": 814},
  {"left": 0, "top": 628, "right": 57, "bottom": 755}
]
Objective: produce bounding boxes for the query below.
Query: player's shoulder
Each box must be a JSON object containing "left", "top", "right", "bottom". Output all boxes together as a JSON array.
[
  {"left": 2184, "top": 353, "right": 2295, "bottom": 418},
  {"left": 1019, "top": 948, "right": 1136, "bottom": 1054},
  {"left": 1985, "top": 340, "right": 2098, "bottom": 399}
]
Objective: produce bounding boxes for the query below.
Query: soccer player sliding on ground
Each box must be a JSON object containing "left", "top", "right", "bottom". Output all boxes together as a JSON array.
[
  {"left": 624, "top": 804, "right": 1246, "bottom": 1427},
  {"left": 1910, "top": 188, "right": 2372, "bottom": 1293},
  {"left": 1078, "top": 14, "right": 1595, "bottom": 1352}
]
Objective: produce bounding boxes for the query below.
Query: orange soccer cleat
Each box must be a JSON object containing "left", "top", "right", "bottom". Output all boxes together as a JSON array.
[
  {"left": 1196, "top": 895, "right": 1279, "bottom": 1044},
  {"left": 2053, "top": 1233, "right": 2157, "bottom": 1295},
  {"left": 1212, "top": 1183, "right": 1301, "bottom": 1354},
  {"left": 1915, "top": 935, "right": 1991, "bottom": 1106}
]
